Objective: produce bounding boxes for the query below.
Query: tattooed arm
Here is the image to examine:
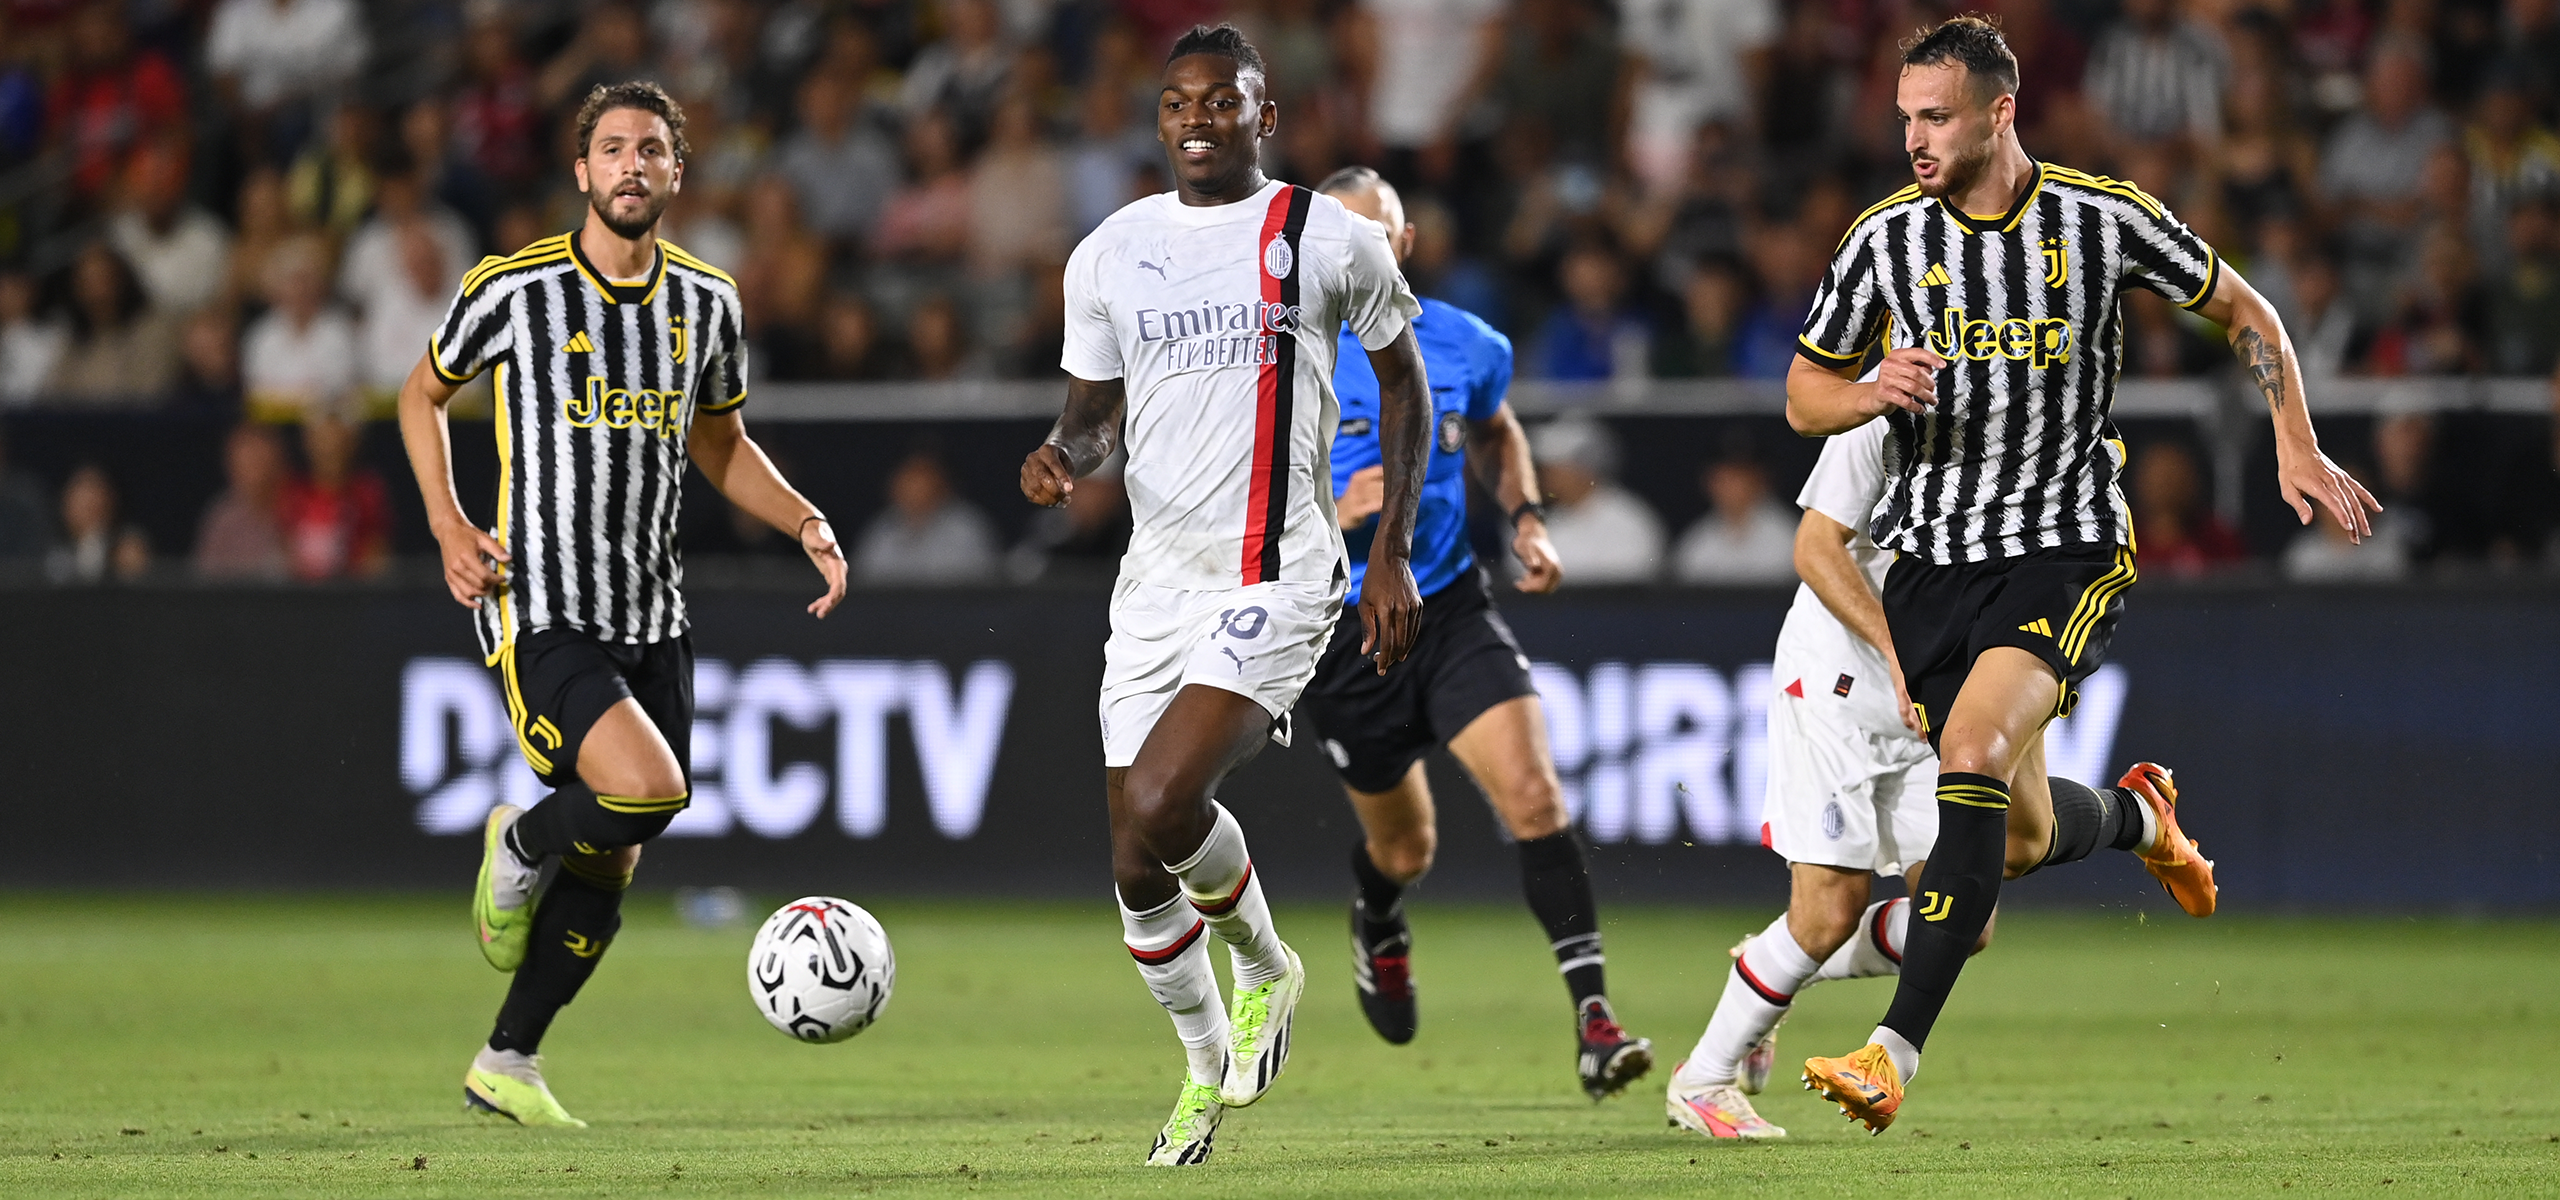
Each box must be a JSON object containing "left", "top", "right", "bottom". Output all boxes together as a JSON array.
[
  {"left": 1021, "top": 375, "right": 1126, "bottom": 507},
  {"left": 2192, "top": 267, "right": 2380, "bottom": 541}
]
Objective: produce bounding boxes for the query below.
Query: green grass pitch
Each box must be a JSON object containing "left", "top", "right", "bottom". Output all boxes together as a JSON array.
[{"left": 3, "top": 894, "right": 2556, "bottom": 1197}]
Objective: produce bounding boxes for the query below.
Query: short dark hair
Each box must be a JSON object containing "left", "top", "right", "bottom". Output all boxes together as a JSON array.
[
  {"left": 574, "top": 80, "right": 689, "bottom": 163},
  {"left": 1315, "top": 165, "right": 1382, "bottom": 196},
  {"left": 1167, "top": 23, "right": 1266, "bottom": 86},
  {"left": 1900, "top": 15, "right": 2019, "bottom": 103}
]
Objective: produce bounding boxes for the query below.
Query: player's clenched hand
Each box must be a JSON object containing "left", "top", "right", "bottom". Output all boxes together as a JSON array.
[
  {"left": 1512, "top": 514, "right": 1561, "bottom": 594},
  {"left": 2277, "top": 446, "right": 2381, "bottom": 543},
  {"left": 1358, "top": 558, "right": 1424, "bottom": 674},
  {"left": 1867, "top": 347, "right": 1945, "bottom": 416},
  {"left": 800, "top": 517, "right": 847, "bottom": 618},
  {"left": 1020, "top": 442, "right": 1075, "bottom": 507},
  {"left": 432, "top": 519, "right": 509, "bottom": 609},
  {"left": 1336, "top": 465, "right": 1385, "bottom": 529}
]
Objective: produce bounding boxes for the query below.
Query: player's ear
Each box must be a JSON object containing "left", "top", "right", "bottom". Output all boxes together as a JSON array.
[
  {"left": 1258, "top": 100, "right": 1277, "bottom": 139},
  {"left": 1397, "top": 223, "right": 1416, "bottom": 261},
  {"left": 573, "top": 155, "right": 591, "bottom": 195}
]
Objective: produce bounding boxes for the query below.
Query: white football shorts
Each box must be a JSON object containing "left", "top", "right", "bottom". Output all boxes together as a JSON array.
[
  {"left": 1761, "top": 655, "right": 1939, "bottom": 877},
  {"left": 1099, "top": 576, "right": 1343, "bottom": 768}
]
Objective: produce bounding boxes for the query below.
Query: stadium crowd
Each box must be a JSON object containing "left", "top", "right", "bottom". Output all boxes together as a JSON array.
[{"left": 0, "top": 0, "right": 2554, "bottom": 584}]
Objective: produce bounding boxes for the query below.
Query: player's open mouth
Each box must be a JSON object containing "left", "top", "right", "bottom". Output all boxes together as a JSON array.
[{"left": 1178, "top": 138, "right": 1216, "bottom": 159}]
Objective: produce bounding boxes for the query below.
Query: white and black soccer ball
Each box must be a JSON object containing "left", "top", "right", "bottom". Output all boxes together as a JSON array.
[{"left": 747, "top": 897, "right": 894, "bottom": 1043}]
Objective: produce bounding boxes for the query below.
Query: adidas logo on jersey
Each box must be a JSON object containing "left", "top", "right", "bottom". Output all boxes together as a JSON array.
[
  {"left": 1917, "top": 262, "right": 1952, "bottom": 288},
  {"left": 2017, "top": 618, "right": 2053, "bottom": 637},
  {"left": 561, "top": 331, "right": 597, "bottom": 354}
]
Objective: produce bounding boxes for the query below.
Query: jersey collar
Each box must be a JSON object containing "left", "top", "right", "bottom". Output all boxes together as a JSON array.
[
  {"left": 1938, "top": 160, "right": 2045, "bottom": 236},
  {"left": 566, "top": 230, "right": 667, "bottom": 306}
]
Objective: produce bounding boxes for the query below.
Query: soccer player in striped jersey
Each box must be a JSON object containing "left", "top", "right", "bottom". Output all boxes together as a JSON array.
[
  {"left": 1788, "top": 17, "right": 2379, "bottom": 1132},
  {"left": 396, "top": 81, "right": 847, "bottom": 1127},
  {"left": 1019, "top": 26, "right": 1429, "bottom": 1165},
  {"left": 1300, "top": 167, "right": 1652, "bottom": 1101}
]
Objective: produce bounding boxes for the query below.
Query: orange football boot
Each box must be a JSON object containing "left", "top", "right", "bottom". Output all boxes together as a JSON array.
[
  {"left": 2120, "top": 762, "right": 2216, "bottom": 917},
  {"left": 1801, "top": 1044, "right": 1902, "bottom": 1134}
]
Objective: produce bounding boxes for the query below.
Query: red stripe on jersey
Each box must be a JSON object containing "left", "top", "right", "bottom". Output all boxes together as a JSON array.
[{"left": 1241, "top": 187, "right": 1295, "bottom": 583}]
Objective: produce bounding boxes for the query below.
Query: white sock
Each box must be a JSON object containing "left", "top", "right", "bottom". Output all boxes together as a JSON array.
[
  {"left": 1166, "top": 802, "right": 1288, "bottom": 989},
  {"left": 1119, "top": 889, "right": 1230, "bottom": 1087},
  {"left": 2130, "top": 790, "right": 2162, "bottom": 854},
  {"left": 1673, "top": 913, "right": 1820, "bottom": 1087},
  {"left": 1870, "top": 1025, "right": 1920, "bottom": 1083},
  {"left": 1812, "top": 897, "right": 1908, "bottom": 982}
]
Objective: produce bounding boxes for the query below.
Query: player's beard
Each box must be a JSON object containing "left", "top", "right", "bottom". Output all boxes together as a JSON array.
[
  {"left": 1913, "top": 132, "right": 1995, "bottom": 200},
  {"left": 591, "top": 184, "right": 670, "bottom": 240}
]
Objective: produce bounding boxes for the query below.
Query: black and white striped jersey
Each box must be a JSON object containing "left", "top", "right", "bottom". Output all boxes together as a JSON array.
[
  {"left": 1796, "top": 162, "right": 2220, "bottom": 565},
  {"left": 430, "top": 231, "right": 748, "bottom": 659}
]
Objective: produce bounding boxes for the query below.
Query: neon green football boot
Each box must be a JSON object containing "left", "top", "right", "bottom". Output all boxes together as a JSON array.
[
  {"left": 474, "top": 805, "right": 541, "bottom": 972},
  {"left": 464, "top": 1048, "right": 587, "bottom": 1128},
  {"left": 1144, "top": 1076, "right": 1223, "bottom": 1166},
  {"left": 1219, "top": 943, "right": 1305, "bottom": 1107}
]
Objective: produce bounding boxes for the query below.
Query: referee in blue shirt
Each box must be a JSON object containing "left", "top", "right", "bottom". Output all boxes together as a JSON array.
[{"left": 1301, "top": 168, "right": 1651, "bottom": 1100}]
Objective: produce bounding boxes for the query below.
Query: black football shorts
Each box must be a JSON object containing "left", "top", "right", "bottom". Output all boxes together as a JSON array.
[
  {"left": 494, "top": 626, "right": 695, "bottom": 788},
  {"left": 1299, "top": 568, "right": 1539, "bottom": 793},
  {"left": 1883, "top": 542, "right": 2136, "bottom": 751}
]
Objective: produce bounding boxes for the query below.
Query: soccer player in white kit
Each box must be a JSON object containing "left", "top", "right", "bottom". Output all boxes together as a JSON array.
[{"left": 1018, "top": 25, "right": 1431, "bottom": 1166}]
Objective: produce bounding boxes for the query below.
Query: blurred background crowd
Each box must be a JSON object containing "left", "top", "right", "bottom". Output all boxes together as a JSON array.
[{"left": 0, "top": 0, "right": 2555, "bottom": 589}]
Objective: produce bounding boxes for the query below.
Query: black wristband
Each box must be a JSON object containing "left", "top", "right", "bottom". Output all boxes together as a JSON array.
[
  {"left": 1508, "top": 500, "right": 1548, "bottom": 528},
  {"left": 799, "top": 514, "right": 827, "bottom": 531}
]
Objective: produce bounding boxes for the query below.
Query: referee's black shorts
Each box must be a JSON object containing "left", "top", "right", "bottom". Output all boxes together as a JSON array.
[
  {"left": 495, "top": 627, "right": 695, "bottom": 788},
  {"left": 1883, "top": 541, "right": 2136, "bottom": 751},
  {"left": 1299, "top": 567, "right": 1538, "bottom": 793}
]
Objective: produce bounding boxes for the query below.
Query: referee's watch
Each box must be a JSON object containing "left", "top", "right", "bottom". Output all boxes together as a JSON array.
[{"left": 1508, "top": 499, "right": 1548, "bottom": 528}]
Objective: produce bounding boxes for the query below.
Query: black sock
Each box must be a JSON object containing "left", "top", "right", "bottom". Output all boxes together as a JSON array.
[
  {"left": 510, "top": 783, "right": 685, "bottom": 859},
  {"left": 1879, "top": 773, "right": 2009, "bottom": 1051},
  {"left": 2039, "top": 777, "right": 2147, "bottom": 870},
  {"left": 1517, "top": 830, "right": 1606, "bottom": 1008},
  {"left": 488, "top": 868, "right": 627, "bottom": 1054},
  {"left": 1350, "top": 843, "right": 1406, "bottom": 942}
]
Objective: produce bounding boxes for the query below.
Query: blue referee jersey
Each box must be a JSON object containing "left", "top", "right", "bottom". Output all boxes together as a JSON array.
[{"left": 1332, "top": 297, "right": 1514, "bottom": 604}]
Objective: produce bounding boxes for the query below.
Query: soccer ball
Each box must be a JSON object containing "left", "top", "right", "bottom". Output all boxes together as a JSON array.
[{"left": 747, "top": 897, "right": 894, "bottom": 1043}]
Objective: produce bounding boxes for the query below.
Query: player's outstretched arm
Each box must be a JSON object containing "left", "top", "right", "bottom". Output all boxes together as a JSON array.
[
  {"left": 1021, "top": 374, "right": 1126, "bottom": 507},
  {"left": 1785, "top": 348, "right": 1945, "bottom": 436},
  {"left": 2191, "top": 268, "right": 2381, "bottom": 542},
  {"left": 1360, "top": 326, "right": 1430, "bottom": 672},
  {"left": 1464, "top": 402, "right": 1560, "bottom": 593},
  {"left": 1794, "top": 508, "right": 1920, "bottom": 735},
  {"left": 395, "top": 350, "right": 508, "bottom": 609},
  {"left": 689, "top": 409, "right": 846, "bottom": 618}
]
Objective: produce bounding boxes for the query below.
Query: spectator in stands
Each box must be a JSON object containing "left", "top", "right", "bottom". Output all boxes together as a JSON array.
[
  {"left": 1406, "top": 197, "right": 1502, "bottom": 328},
  {"left": 286, "top": 105, "right": 378, "bottom": 237},
  {"left": 969, "top": 95, "right": 1067, "bottom": 279},
  {"left": 2083, "top": 0, "right": 2228, "bottom": 156},
  {"left": 808, "top": 292, "right": 897, "bottom": 380},
  {"left": 356, "top": 218, "right": 460, "bottom": 411},
  {"left": 48, "top": 1, "right": 186, "bottom": 202},
  {"left": 451, "top": 16, "right": 543, "bottom": 193},
  {"left": 1670, "top": 444, "right": 1797, "bottom": 585},
  {"left": 536, "top": 2, "right": 653, "bottom": 116},
  {"left": 661, "top": 185, "right": 746, "bottom": 277},
  {"left": 1067, "top": 77, "right": 1158, "bottom": 239},
  {"left": 204, "top": 0, "right": 366, "bottom": 145},
  {"left": 2464, "top": 72, "right": 2560, "bottom": 270},
  {"left": 1534, "top": 240, "right": 1646, "bottom": 381},
  {"left": 45, "top": 241, "right": 178, "bottom": 405},
  {"left": 47, "top": 462, "right": 149, "bottom": 584},
  {"left": 2288, "top": 250, "right": 2357, "bottom": 378},
  {"left": 194, "top": 422, "right": 289, "bottom": 581},
  {"left": 222, "top": 169, "right": 295, "bottom": 313},
  {"left": 1615, "top": 0, "right": 1778, "bottom": 194},
  {"left": 1530, "top": 415, "right": 1663, "bottom": 583},
  {"left": 240, "top": 236, "right": 355, "bottom": 423},
  {"left": 2364, "top": 225, "right": 2483, "bottom": 375},
  {"left": 738, "top": 176, "right": 828, "bottom": 368},
  {"left": 2324, "top": 40, "right": 2456, "bottom": 318},
  {"left": 2370, "top": 410, "right": 2442, "bottom": 561},
  {"left": 0, "top": 13, "right": 42, "bottom": 173},
  {"left": 108, "top": 140, "right": 231, "bottom": 318},
  {"left": 1487, "top": 0, "right": 1625, "bottom": 170},
  {"left": 873, "top": 110, "right": 973, "bottom": 265},
  {"left": 0, "top": 269, "right": 65, "bottom": 405},
  {"left": 907, "top": 293, "right": 983, "bottom": 380},
  {"left": 1343, "top": 0, "right": 1506, "bottom": 181},
  {"left": 339, "top": 161, "right": 475, "bottom": 319},
  {"left": 898, "top": 0, "right": 1013, "bottom": 142},
  {"left": 401, "top": 98, "right": 498, "bottom": 252},
  {"left": 1651, "top": 260, "right": 1744, "bottom": 377},
  {"left": 1735, "top": 219, "right": 1824, "bottom": 378},
  {"left": 0, "top": 426, "right": 55, "bottom": 577},
  {"left": 2284, "top": 462, "right": 2407, "bottom": 582},
  {"left": 853, "top": 444, "right": 1000, "bottom": 585},
  {"left": 174, "top": 307, "right": 243, "bottom": 414},
  {"left": 277, "top": 408, "right": 387, "bottom": 581},
  {"left": 2131, "top": 441, "right": 2249, "bottom": 578},
  {"left": 2487, "top": 195, "right": 2560, "bottom": 374},
  {"left": 776, "top": 70, "right": 901, "bottom": 247}
]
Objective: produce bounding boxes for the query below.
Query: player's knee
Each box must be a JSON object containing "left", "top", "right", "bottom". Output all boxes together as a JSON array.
[
  {"left": 590, "top": 793, "right": 686, "bottom": 847},
  {"left": 1494, "top": 775, "right": 1571, "bottom": 842},
  {"left": 1789, "top": 903, "right": 1860, "bottom": 960},
  {"left": 1373, "top": 826, "right": 1436, "bottom": 882},
  {"left": 1121, "top": 767, "right": 1206, "bottom": 842}
]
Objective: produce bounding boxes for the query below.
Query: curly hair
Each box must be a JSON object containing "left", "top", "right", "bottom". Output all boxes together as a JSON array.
[
  {"left": 1901, "top": 15, "right": 2019, "bottom": 102},
  {"left": 573, "top": 80, "right": 690, "bottom": 163},
  {"left": 1166, "top": 23, "right": 1267, "bottom": 88}
]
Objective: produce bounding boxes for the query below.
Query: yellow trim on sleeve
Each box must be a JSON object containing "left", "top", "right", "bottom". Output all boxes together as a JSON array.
[
  {"left": 700, "top": 390, "right": 748, "bottom": 413},
  {"left": 1796, "top": 334, "right": 1863, "bottom": 370},
  {"left": 2178, "top": 249, "right": 2222, "bottom": 312},
  {"left": 427, "top": 335, "right": 476, "bottom": 384}
]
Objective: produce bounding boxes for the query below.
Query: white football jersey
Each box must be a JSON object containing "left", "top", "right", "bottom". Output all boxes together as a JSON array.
[
  {"left": 1062, "top": 179, "right": 1420, "bottom": 590},
  {"left": 1773, "top": 417, "right": 1904, "bottom": 723}
]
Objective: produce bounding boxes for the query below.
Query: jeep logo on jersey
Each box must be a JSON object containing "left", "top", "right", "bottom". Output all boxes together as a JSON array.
[
  {"left": 569, "top": 375, "right": 685, "bottom": 437},
  {"left": 1263, "top": 234, "right": 1294, "bottom": 280},
  {"left": 1924, "top": 307, "right": 2075, "bottom": 368},
  {"left": 1437, "top": 411, "right": 1466, "bottom": 454}
]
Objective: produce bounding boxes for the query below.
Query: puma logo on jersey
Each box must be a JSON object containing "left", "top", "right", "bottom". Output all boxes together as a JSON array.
[
  {"left": 2018, "top": 617, "right": 2053, "bottom": 637},
  {"left": 561, "top": 330, "right": 598, "bottom": 354},
  {"left": 1917, "top": 262, "right": 1952, "bottom": 288},
  {"left": 1925, "top": 307, "right": 2075, "bottom": 368},
  {"left": 1139, "top": 259, "right": 1169, "bottom": 279}
]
